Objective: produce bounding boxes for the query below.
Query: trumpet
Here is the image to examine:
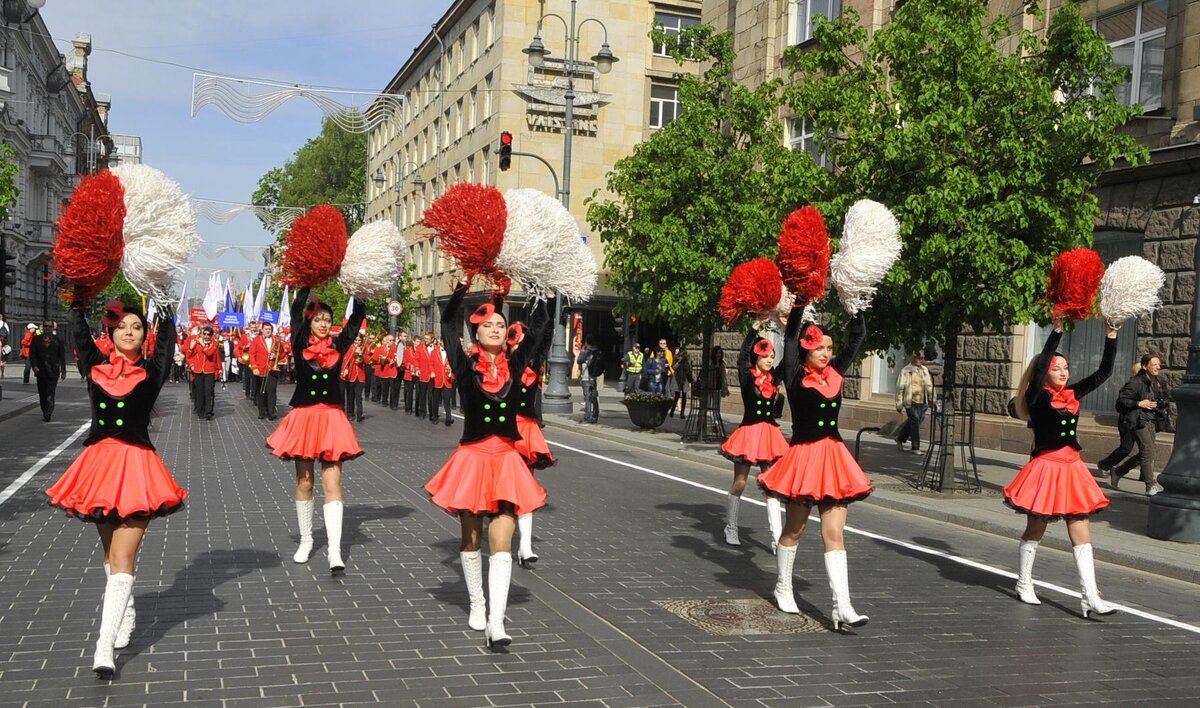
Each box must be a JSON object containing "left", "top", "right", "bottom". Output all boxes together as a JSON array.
[
  {"left": 341, "top": 339, "right": 367, "bottom": 379},
  {"left": 260, "top": 337, "right": 285, "bottom": 394}
]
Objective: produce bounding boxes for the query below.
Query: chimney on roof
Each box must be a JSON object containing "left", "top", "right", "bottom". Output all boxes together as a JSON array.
[{"left": 71, "top": 33, "right": 91, "bottom": 92}]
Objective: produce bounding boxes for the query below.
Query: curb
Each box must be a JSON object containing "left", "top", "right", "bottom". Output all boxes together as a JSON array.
[{"left": 542, "top": 414, "right": 1200, "bottom": 586}]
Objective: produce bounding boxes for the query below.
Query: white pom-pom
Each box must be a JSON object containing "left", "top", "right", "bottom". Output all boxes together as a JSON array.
[
  {"left": 801, "top": 301, "right": 819, "bottom": 325},
  {"left": 337, "top": 220, "right": 405, "bottom": 299},
  {"left": 549, "top": 234, "right": 599, "bottom": 304},
  {"left": 112, "top": 164, "right": 199, "bottom": 299},
  {"left": 830, "top": 199, "right": 902, "bottom": 315},
  {"left": 499, "top": 189, "right": 596, "bottom": 302},
  {"left": 1099, "top": 256, "right": 1165, "bottom": 323}
]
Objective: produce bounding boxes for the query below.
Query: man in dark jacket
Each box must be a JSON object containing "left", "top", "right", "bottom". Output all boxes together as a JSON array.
[
  {"left": 29, "top": 320, "right": 67, "bottom": 422},
  {"left": 1098, "top": 354, "right": 1169, "bottom": 495}
]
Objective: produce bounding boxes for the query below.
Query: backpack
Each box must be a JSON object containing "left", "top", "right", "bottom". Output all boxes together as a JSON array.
[{"left": 586, "top": 349, "right": 605, "bottom": 378}]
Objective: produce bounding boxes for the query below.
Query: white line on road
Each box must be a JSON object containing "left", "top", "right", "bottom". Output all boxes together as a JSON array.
[
  {"left": 546, "top": 437, "right": 1200, "bottom": 636},
  {"left": 0, "top": 421, "right": 90, "bottom": 507}
]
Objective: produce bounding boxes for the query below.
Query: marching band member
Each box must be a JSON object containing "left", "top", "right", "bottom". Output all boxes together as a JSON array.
[
  {"left": 250, "top": 322, "right": 286, "bottom": 420},
  {"left": 341, "top": 332, "right": 369, "bottom": 423}
]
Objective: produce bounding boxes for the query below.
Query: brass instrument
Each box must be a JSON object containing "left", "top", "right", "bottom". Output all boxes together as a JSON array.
[
  {"left": 259, "top": 336, "right": 285, "bottom": 394},
  {"left": 341, "top": 339, "right": 367, "bottom": 379}
]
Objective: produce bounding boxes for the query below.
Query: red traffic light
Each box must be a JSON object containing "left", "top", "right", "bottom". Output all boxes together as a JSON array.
[{"left": 500, "top": 131, "right": 513, "bottom": 145}]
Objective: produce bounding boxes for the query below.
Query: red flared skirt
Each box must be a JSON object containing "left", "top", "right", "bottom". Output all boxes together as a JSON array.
[
  {"left": 46, "top": 438, "right": 187, "bottom": 524},
  {"left": 756, "top": 437, "right": 873, "bottom": 505},
  {"left": 1004, "top": 447, "right": 1110, "bottom": 520},
  {"left": 266, "top": 403, "right": 363, "bottom": 462},
  {"left": 514, "top": 414, "right": 556, "bottom": 469},
  {"left": 720, "top": 422, "right": 790, "bottom": 465},
  {"left": 425, "top": 435, "right": 548, "bottom": 516}
]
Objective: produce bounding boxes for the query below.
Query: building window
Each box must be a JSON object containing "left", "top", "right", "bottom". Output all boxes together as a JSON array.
[
  {"left": 653, "top": 12, "right": 700, "bottom": 57},
  {"left": 649, "top": 84, "right": 681, "bottom": 129},
  {"left": 1094, "top": 0, "right": 1166, "bottom": 111},
  {"left": 788, "top": 0, "right": 842, "bottom": 46},
  {"left": 787, "top": 118, "right": 829, "bottom": 169},
  {"left": 486, "top": 5, "right": 495, "bottom": 46},
  {"left": 484, "top": 74, "right": 494, "bottom": 117}
]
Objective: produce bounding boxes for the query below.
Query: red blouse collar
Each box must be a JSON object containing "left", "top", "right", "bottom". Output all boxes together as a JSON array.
[
  {"left": 801, "top": 365, "right": 842, "bottom": 398},
  {"left": 1045, "top": 386, "right": 1079, "bottom": 414},
  {"left": 475, "top": 351, "right": 510, "bottom": 394},
  {"left": 91, "top": 353, "right": 147, "bottom": 397},
  {"left": 303, "top": 336, "right": 338, "bottom": 369},
  {"left": 750, "top": 366, "right": 776, "bottom": 400}
]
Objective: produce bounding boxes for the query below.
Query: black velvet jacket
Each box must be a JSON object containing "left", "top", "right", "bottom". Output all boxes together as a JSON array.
[
  {"left": 780, "top": 309, "right": 865, "bottom": 445},
  {"left": 735, "top": 329, "right": 785, "bottom": 428},
  {"left": 442, "top": 284, "right": 550, "bottom": 444},
  {"left": 1025, "top": 329, "right": 1116, "bottom": 457},
  {"left": 286, "top": 287, "right": 366, "bottom": 408},
  {"left": 73, "top": 308, "right": 175, "bottom": 450}
]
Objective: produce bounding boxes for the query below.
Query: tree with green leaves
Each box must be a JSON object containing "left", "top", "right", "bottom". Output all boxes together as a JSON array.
[
  {"left": 254, "top": 114, "right": 421, "bottom": 334},
  {"left": 784, "top": 0, "right": 1144, "bottom": 488},
  {"left": 587, "top": 25, "right": 818, "bottom": 431},
  {"left": 0, "top": 144, "right": 18, "bottom": 223}
]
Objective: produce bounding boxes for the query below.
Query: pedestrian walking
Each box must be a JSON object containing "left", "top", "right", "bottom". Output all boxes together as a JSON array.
[
  {"left": 424, "top": 282, "right": 548, "bottom": 649},
  {"left": 1098, "top": 354, "right": 1169, "bottom": 495},
  {"left": 575, "top": 335, "right": 602, "bottom": 423},
  {"left": 266, "top": 290, "right": 366, "bottom": 575},
  {"left": 644, "top": 350, "right": 665, "bottom": 394},
  {"left": 45, "top": 301, "right": 186, "bottom": 679},
  {"left": 719, "top": 326, "right": 789, "bottom": 549},
  {"left": 29, "top": 320, "right": 67, "bottom": 421},
  {"left": 669, "top": 346, "right": 693, "bottom": 418},
  {"left": 22, "top": 322, "right": 35, "bottom": 383},
  {"left": 756, "top": 310, "right": 873, "bottom": 629},
  {"left": 657, "top": 338, "right": 675, "bottom": 398},
  {"left": 620, "top": 342, "right": 644, "bottom": 394},
  {"left": 0, "top": 312, "right": 9, "bottom": 378},
  {"left": 894, "top": 353, "right": 933, "bottom": 454},
  {"left": 507, "top": 312, "right": 554, "bottom": 568},
  {"left": 1005, "top": 315, "right": 1118, "bottom": 617}
]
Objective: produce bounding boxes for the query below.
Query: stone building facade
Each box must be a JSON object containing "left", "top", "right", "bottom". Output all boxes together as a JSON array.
[
  {"left": 702, "top": 0, "right": 1199, "bottom": 460},
  {"left": 1, "top": 11, "right": 111, "bottom": 325}
]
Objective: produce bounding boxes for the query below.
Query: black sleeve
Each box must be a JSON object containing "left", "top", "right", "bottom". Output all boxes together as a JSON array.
[
  {"left": 781, "top": 305, "right": 805, "bottom": 388},
  {"left": 147, "top": 314, "right": 176, "bottom": 392},
  {"left": 441, "top": 283, "right": 469, "bottom": 376},
  {"left": 71, "top": 308, "right": 106, "bottom": 376},
  {"left": 1026, "top": 330, "right": 1062, "bottom": 408},
  {"left": 524, "top": 298, "right": 554, "bottom": 368},
  {"left": 1114, "top": 377, "right": 1140, "bottom": 413},
  {"left": 335, "top": 297, "right": 366, "bottom": 354},
  {"left": 831, "top": 312, "right": 865, "bottom": 375},
  {"left": 290, "top": 287, "right": 311, "bottom": 353},
  {"left": 737, "top": 329, "right": 757, "bottom": 386},
  {"left": 1072, "top": 335, "right": 1118, "bottom": 400}
]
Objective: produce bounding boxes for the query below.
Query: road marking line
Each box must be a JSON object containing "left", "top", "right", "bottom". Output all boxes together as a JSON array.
[
  {"left": 546, "top": 437, "right": 1200, "bottom": 636},
  {"left": 0, "top": 421, "right": 90, "bottom": 507}
]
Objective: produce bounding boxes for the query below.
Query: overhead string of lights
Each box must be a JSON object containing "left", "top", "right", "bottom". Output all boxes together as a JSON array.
[
  {"left": 191, "top": 198, "right": 367, "bottom": 233},
  {"left": 191, "top": 73, "right": 404, "bottom": 133}
]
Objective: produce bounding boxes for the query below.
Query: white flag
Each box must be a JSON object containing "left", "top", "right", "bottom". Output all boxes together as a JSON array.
[
  {"left": 174, "top": 280, "right": 188, "bottom": 324},
  {"left": 344, "top": 296, "right": 354, "bottom": 324},
  {"left": 252, "top": 273, "right": 269, "bottom": 322},
  {"left": 201, "top": 272, "right": 222, "bottom": 320},
  {"left": 278, "top": 285, "right": 291, "bottom": 330}
]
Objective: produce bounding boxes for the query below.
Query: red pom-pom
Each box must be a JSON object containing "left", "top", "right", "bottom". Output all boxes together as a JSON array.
[
  {"left": 1047, "top": 248, "right": 1104, "bottom": 320},
  {"left": 422, "top": 183, "right": 508, "bottom": 287},
  {"left": 53, "top": 171, "right": 127, "bottom": 302},
  {"left": 277, "top": 205, "right": 348, "bottom": 287},
  {"left": 718, "top": 258, "right": 784, "bottom": 325},
  {"left": 776, "top": 206, "right": 830, "bottom": 306}
]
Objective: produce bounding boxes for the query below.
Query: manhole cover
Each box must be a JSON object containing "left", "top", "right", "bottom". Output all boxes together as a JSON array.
[{"left": 655, "top": 598, "right": 828, "bottom": 635}]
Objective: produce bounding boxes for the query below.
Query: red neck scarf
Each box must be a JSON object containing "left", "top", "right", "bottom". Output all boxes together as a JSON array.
[
  {"left": 303, "top": 336, "right": 338, "bottom": 369},
  {"left": 475, "top": 351, "right": 510, "bottom": 394},
  {"left": 751, "top": 366, "right": 776, "bottom": 400},
  {"left": 91, "top": 353, "right": 147, "bottom": 397},
  {"left": 1045, "top": 386, "right": 1079, "bottom": 414},
  {"left": 801, "top": 365, "right": 842, "bottom": 398}
]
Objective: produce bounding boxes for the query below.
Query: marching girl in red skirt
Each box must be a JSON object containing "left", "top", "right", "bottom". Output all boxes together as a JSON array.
[
  {"left": 425, "top": 282, "right": 550, "bottom": 648},
  {"left": 719, "top": 326, "right": 789, "bottom": 550},
  {"left": 1005, "top": 314, "right": 1118, "bottom": 616},
  {"left": 757, "top": 308, "right": 872, "bottom": 628},
  {"left": 267, "top": 289, "right": 366, "bottom": 574},
  {"left": 46, "top": 301, "right": 186, "bottom": 678},
  {"left": 508, "top": 316, "right": 555, "bottom": 568}
]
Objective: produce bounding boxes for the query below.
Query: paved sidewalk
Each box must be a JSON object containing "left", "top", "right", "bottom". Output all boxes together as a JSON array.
[{"left": 544, "top": 383, "right": 1200, "bottom": 585}]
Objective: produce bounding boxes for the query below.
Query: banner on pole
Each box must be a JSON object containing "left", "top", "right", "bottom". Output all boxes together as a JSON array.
[
  {"left": 189, "top": 307, "right": 210, "bottom": 325},
  {"left": 218, "top": 312, "right": 245, "bottom": 328},
  {"left": 258, "top": 309, "right": 279, "bottom": 324}
]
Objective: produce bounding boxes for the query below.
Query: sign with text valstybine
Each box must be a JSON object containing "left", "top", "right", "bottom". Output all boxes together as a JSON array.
[
  {"left": 258, "top": 310, "right": 279, "bottom": 324},
  {"left": 218, "top": 312, "right": 245, "bottom": 328}
]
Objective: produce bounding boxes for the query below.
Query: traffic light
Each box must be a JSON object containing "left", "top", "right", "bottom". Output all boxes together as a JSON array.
[
  {"left": 0, "top": 240, "right": 16, "bottom": 291},
  {"left": 498, "top": 131, "right": 513, "bottom": 171}
]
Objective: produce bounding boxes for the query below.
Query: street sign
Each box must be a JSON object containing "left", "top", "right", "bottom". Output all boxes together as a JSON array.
[{"left": 387, "top": 300, "right": 403, "bottom": 316}]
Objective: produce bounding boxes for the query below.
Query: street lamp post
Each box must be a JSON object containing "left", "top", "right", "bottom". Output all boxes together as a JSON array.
[
  {"left": 523, "top": 0, "right": 617, "bottom": 414},
  {"left": 1148, "top": 234, "right": 1200, "bottom": 542},
  {"left": 393, "top": 163, "right": 424, "bottom": 335}
]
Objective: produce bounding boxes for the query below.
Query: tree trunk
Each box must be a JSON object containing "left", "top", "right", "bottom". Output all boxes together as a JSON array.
[{"left": 937, "top": 323, "right": 960, "bottom": 492}]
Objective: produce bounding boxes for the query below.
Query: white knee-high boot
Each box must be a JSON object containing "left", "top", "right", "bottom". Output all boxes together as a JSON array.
[
  {"left": 323, "top": 501, "right": 344, "bottom": 574},
  {"left": 461, "top": 550, "right": 487, "bottom": 630},
  {"left": 766, "top": 497, "right": 782, "bottom": 554},
  {"left": 104, "top": 564, "right": 136, "bottom": 650},
  {"left": 293, "top": 500, "right": 314, "bottom": 563},
  {"left": 1073, "top": 544, "right": 1116, "bottom": 618},
  {"left": 724, "top": 494, "right": 741, "bottom": 546},
  {"left": 1015, "top": 541, "right": 1041, "bottom": 605},
  {"left": 517, "top": 513, "right": 538, "bottom": 567},
  {"left": 94, "top": 573, "right": 133, "bottom": 679},
  {"left": 825, "top": 550, "right": 868, "bottom": 630},
  {"left": 773, "top": 544, "right": 799, "bottom": 614},
  {"left": 485, "top": 552, "right": 513, "bottom": 648}
]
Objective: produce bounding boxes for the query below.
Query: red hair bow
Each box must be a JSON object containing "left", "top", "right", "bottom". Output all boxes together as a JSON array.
[
  {"left": 100, "top": 300, "right": 126, "bottom": 328},
  {"left": 753, "top": 339, "right": 774, "bottom": 358},
  {"left": 799, "top": 324, "right": 824, "bottom": 351},
  {"left": 506, "top": 322, "right": 526, "bottom": 346},
  {"left": 470, "top": 303, "right": 496, "bottom": 325}
]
